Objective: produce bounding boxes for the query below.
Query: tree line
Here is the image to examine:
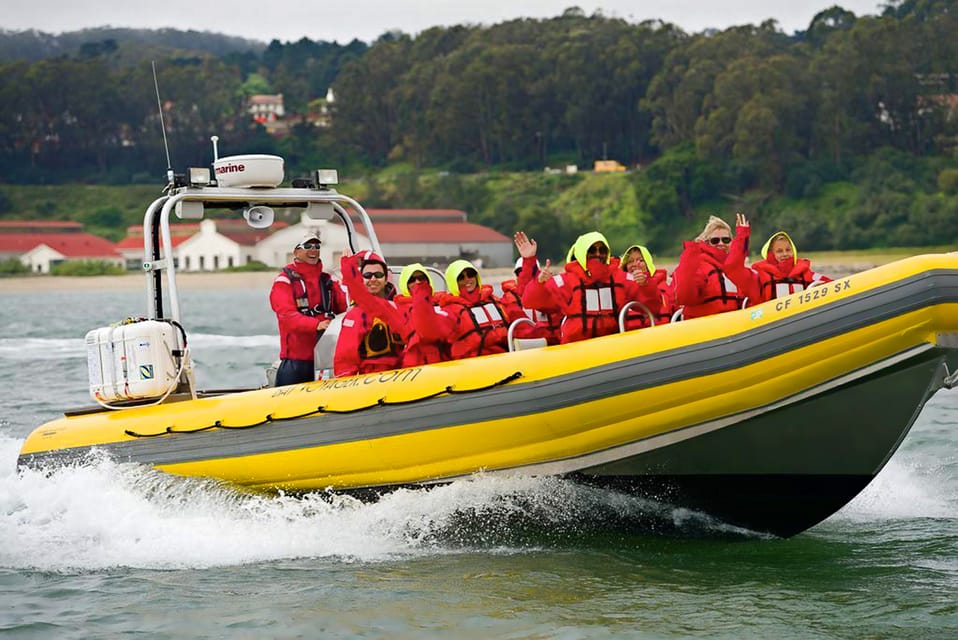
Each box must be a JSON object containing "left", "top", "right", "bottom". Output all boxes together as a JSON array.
[{"left": 0, "top": 1, "right": 956, "bottom": 257}]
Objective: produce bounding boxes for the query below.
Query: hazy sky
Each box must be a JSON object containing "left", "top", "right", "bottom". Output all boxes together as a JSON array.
[{"left": 4, "top": 1, "right": 886, "bottom": 44}]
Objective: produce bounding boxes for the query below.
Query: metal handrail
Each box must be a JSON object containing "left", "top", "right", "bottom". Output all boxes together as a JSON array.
[{"left": 618, "top": 301, "right": 655, "bottom": 333}]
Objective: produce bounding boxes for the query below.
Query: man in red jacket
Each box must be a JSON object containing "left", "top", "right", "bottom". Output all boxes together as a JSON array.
[{"left": 269, "top": 232, "right": 348, "bottom": 386}]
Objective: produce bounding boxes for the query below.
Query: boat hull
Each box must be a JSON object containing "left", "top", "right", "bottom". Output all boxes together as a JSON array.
[{"left": 571, "top": 345, "right": 951, "bottom": 537}]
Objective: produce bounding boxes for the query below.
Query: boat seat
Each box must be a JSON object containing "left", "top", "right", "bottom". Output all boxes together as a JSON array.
[
  {"left": 313, "top": 313, "right": 346, "bottom": 380},
  {"left": 512, "top": 337, "right": 548, "bottom": 351}
]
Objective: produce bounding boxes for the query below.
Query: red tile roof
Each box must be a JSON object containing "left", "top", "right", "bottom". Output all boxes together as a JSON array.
[
  {"left": 0, "top": 233, "right": 121, "bottom": 258},
  {"left": 116, "top": 220, "right": 288, "bottom": 248},
  {"left": 0, "top": 220, "right": 84, "bottom": 231},
  {"left": 114, "top": 234, "right": 192, "bottom": 250},
  {"left": 123, "top": 223, "right": 201, "bottom": 235},
  {"left": 365, "top": 209, "right": 467, "bottom": 222},
  {"left": 373, "top": 222, "right": 510, "bottom": 243}
]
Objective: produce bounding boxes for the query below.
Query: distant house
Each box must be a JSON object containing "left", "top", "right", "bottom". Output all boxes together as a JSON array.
[
  {"left": 114, "top": 223, "right": 200, "bottom": 270},
  {"left": 3, "top": 234, "right": 123, "bottom": 273},
  {"left": 0, "top": 220, "right": 124, "bottom": 273},
  {"left": 173, "top": 218, "right": 289, "bottom": 271},
  {"left": 364, "top": 209, "right": 512, "bottom": 267},
  {"left": 248, "top": 93, "right": 288, "bottom": 137},
  {"left": 258, "top": 209, "right": 513, "bottom": 269},
  {"left": 248, "top": 93, "right": 285, "bottom": 123}
]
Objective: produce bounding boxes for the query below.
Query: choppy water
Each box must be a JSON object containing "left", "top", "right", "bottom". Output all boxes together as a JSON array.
[{"left": 1, "top": 285, "right": 956, "bottom": 639}]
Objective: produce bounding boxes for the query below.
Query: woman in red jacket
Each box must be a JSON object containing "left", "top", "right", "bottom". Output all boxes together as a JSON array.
[
  {"left": 522, "top": 232, "right": 661, "bottom": 343},
  {"left": 333, "top": 251, "right": 406, "bottom": 377},
  {"left": 751, "top": 231, "right": 832, "bottom": 302},
  {"left": 673, "top": 214, "right": 759, "bottom": 320},
  {"left": 393, "top": 263, "right": 452, "bottom": 366},
  {"left": 619, "top": 244, "right": 674, "bottom": 330},
  {"left": 438, "top": 260, "right": 526, "bottom": 360}
]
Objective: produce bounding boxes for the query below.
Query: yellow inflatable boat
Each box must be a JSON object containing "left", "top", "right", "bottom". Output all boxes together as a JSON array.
[{"left": 16, "top": 151, "right": 958, "bottom": 538}]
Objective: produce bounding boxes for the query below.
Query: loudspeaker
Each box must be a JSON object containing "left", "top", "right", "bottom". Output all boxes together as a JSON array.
[{"left": 243, "top": 205, "right": 274, "bottom": 229}]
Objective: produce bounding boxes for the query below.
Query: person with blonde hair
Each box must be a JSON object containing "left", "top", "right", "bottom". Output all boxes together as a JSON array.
[{"left": 673, "top": 213, "right": 759, "bottom": 320}]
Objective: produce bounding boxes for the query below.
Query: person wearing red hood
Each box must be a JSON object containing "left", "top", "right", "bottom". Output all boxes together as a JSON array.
[
  {"left": 747, "top": 231, "right": 832, "bottom": 302},
  {"left": 521, "top": 231, "right": 661, "bottom": 344},
  {"left": 673, "top": 213, "right": 760, "bottom": 320},
  {"left": 619, "top": 244, "right": 674, "bottom": 330},
  {"left": 269, "top": 232, "right": 349, "bottom": 386},
  {"left": 393, "top": 263, "right": 453, "bottom": 367},
  {"left": 499, "top": 231, "right": 560, "bottom": 345},
  {"left": 438, "top": 260, "right": 527, "bottom": 359},
  {"left": 334, "top": 250, "right": 406, "bottom": 377}
]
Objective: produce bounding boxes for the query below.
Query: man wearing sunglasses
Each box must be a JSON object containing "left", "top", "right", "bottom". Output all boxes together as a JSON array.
[
  {"left": 673, "top": 213, "right": 760, "bottom": 320},
  {"left": 269, "top": 232, "right": 348, "bottom": 385},
  {"left": 334, "top": 250, "right": 407, "bottom": 377}
]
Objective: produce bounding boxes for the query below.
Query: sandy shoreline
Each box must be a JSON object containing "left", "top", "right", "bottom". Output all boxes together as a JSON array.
[{"left": 0, "top": 259, "right": 897, "bottom": 293}]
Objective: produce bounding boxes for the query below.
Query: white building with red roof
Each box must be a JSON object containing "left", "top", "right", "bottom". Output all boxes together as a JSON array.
[
  {"left": 365, "top": 209, "right": 512, "bottom": 267},
  {"left": 253, "top": 209, "right": 512, "bottom": 271},
  {"left": 175, "top": 218, "right": 289, "bottom": 271},
  {"left": 114, "top": 223, "right": 199, "bottom": 270},
  {"left": 0, "top": 231, "right": 125, "bottom": 273}
]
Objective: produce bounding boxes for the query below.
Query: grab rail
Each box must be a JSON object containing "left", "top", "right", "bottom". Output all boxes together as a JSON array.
[{"left": 618, "top": 301, "right": 655, "bottom": 333}]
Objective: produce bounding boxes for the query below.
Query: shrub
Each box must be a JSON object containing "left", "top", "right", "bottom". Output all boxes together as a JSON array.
[
  {"left": 937, "top": 168, "right": 958, "bottom": 194},
  {"left": 50, "top": 261, "right": 127, "bottom": 276},
  {"left": 0, "top": 258, "right": 29, "bottom": 275}
]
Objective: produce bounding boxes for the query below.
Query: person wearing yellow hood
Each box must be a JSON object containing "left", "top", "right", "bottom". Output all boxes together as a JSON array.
[
  {"left": 744, "top": 231, "right": 832, "bottom": 302},
  {"left": 521, "top": 231, "right": 661, "bottom": 343},
  {"left": 619, "top": 244, "right": 674, "bottom": 329},
  {"left": 392, "top": 263, "right": 453, "bottom": 366},
  {"left": 437, "top": 259, "right": 527, "bottom": 359},
  {"left": 673, "top": 213, "right": 760, "bottom": 320}
]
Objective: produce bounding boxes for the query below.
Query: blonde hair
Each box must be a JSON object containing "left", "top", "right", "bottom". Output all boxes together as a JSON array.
[{"left": 694, "top": 215, "right": 731, "bottom": 243}]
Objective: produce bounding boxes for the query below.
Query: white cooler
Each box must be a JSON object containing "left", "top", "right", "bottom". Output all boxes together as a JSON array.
[{"left": 86, "top": 320, "right": 184, "bottom": 403}]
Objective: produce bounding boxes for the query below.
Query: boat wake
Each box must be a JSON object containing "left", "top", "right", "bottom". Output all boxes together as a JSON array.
[
  {"left": 3, "top": 411, "right": 954, "bottom": 571},
  {"left": 0, "top": 433, "right": 761, "bottom": 571}
]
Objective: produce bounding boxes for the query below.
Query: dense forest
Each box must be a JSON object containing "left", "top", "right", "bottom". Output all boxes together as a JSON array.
[{"left": 0, "top": 1, "right": 956, "bottom": 258}]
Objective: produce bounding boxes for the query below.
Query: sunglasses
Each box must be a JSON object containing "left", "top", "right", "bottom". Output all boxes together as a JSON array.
[
  {"left": 457, "top": 269, "right": 478, "bottom": 281},
  {"left": 708, "top": 236, "right": 732, "bottom": 245},
  {"left": 362, "top": 271, "right": 386, "bottom": 280},
  {"left": 298, "top": 242, "right": 321, "bottom": 250},
  {"left": 587, "top": 245, "right": 609, "bottom": 255},
  {"left": 408, "top": 274, "right": 429, "bottom": 284}
]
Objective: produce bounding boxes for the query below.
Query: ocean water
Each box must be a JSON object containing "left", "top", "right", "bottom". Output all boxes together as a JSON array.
[{"left": 1, "top": 285, "right": 956, "bottom": 639}]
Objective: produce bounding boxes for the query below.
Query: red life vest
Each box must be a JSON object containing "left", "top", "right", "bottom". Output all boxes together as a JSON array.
[
  {"left": 754, "top": 258, "right": 831, "bottom": 301},
  {"left": 283, "top": 267, "right": 336, "bottom": 318}
]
